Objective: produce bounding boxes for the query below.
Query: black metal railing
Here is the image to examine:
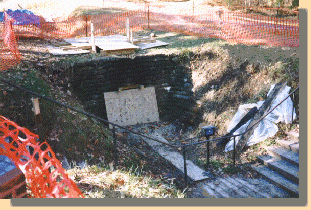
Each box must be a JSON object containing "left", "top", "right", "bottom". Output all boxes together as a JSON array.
[
  {"left": 180, "top": 85, "right": 299, "bottom": 185},
  {"left": 0, "top": 77, "right": 299, "bottom": 187}
]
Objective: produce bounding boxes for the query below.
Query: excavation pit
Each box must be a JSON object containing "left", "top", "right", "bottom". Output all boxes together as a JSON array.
[{"left": 70, "top": 54, "right": 196, "bottom": 125}]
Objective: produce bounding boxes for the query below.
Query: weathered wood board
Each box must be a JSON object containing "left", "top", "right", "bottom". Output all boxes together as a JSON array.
[
  {"left": 135, "top": 40, "right": 169, "bottom": 50},
  {"left": 104, "top": 87, "right": 159, "bottom": 128},
  {"left": 47, "top": 46, "right": 90, "bottom": 55}
]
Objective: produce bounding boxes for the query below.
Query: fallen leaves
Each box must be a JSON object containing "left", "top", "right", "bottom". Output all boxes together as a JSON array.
[{"left": 67, "top": 165, "right": 185, "bottom": 198}]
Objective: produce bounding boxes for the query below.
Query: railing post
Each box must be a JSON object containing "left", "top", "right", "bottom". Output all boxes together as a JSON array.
[
  {"left": 292, "top": 91, "right": 295, "bottom": 123},
  {"left": 233, "top": 136, "right": 236, "bottom": 167},
  {"left": 113, "top": 125, "right": 118, "bottom": 170},
  {"left": 206, "top": 138, "right": 210, "bottom": 170},
  {"left": 183, "top": 147, "right": 188, "bottom": 187}
]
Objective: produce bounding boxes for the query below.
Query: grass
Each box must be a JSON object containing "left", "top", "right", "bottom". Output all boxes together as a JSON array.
[{"left": 67, "top": 164, "right": 185, "bottom": 198}]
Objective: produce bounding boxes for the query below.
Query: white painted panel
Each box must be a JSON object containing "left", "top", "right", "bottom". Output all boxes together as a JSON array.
[{"left": 104, "top": 87, "right": 159, "bottom": 128}]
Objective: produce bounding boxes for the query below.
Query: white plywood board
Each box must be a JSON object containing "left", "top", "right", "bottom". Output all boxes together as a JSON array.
[
  {"left": 135, "top": 40, "right": 169, "bottom": 50},
  {"left": 96, "top": 41, "right": 139, "bottom": 51},
  {"left": 63, "top": 35, "right": 168, "bottom": 52},
  {"left": 64, "top": 37, "right": 91, "bottom": 44},
  {"left": 104, "top": 87, "right": 159, "bottom": 128},
  {"left": 95, "top": 35, "right": 139, "bottom": 51},
  {"left": 47, "top": 46, "right": 90, "bottom": 55}
]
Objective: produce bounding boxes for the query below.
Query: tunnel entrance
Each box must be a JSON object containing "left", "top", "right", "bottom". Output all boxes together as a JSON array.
[{"left": 70, "top": 54, "right": 196, "bottom": 125}]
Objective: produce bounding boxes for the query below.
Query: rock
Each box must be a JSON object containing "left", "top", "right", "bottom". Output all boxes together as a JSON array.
[
  {"left": 184, "top": 83, "right": 192, "bottom": 88},
  {"left": 60, "top": 156, "right": 71, "bottom": 170},
  {"left": 172, "top": 57, "right": 179, "bottom": 62},
  {"left": 173, "top": 94, "right": 191, "bottom": 100}
]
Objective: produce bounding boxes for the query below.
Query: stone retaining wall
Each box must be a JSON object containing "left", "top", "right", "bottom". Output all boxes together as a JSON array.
[{"left": 70, "top": 54, "right": 195, "bottom": 124}]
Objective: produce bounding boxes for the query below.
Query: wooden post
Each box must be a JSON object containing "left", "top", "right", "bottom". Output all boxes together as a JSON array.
[
  {"left": 85, "top": 16, "right": 88, "bottom": 37},
  {"left": 31, "top": 98, "right": 43, "bottom": 140},
  {"left": 31, "top": 98, "right": 41, "bottom": 124},
  {"left": 126, "top": 18, "right": 130, "bottom": 42},
  {"left": 130, "top": 29, "right": 133, "bottom": 44},
  {"left": 148, "top": 5, "right": 150, "bottom": 29},
  {"left": 91, "top": 23, "right": 96, "bottom": 53}
]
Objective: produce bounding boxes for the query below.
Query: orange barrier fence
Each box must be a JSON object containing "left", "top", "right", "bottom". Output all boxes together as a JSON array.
[
  {"left": 0, "top": 116, "right": 84, "bottom": 198},
  {"left": 147, "top": 8, "right": 298, "bottom": 47},
  {"left": 4, "top": 10, "right": 147, "bottom": 39},
  {"left": 0, "top": 12, "right": 22, "bottom": 71},
  {"left": 1, "top": 8, "right": 298, "bottom": 48}
]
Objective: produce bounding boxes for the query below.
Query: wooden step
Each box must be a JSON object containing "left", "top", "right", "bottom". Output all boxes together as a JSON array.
[
  {"left": 204, "top": 181, "right": 231, "bottom": 198},
  {"left": 251, "top": 165, "right": 299, "bottom": 197},
  {"left": 267, "top": 146, "right": 299, "bottom": 167},
  {"left": 201, "top": 183, "right": 223, "bottom": 198},
  {"left": 224, "top": 177, "right": 270, "bottom": 198},
  {"left": 276, "top": 139, "right": 299, "bottom": 153},
  {"left": 286, "top": 131, "right": 299, "bottom": 140},
  {"left": 202, "top": 176, "right": 289, "bottom": 198},
  {"left": 257, "top": 155, "right": 299, "bottom": 184},
  {"left": 143, "top": 132, "right": 211, "bottom": 182},
  {"left": 220, "top": 177, "right": 250, "bottom": 198}
]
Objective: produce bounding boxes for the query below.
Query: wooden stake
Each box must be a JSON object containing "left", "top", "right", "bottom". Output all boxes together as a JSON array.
[
  {"left": 126, "top": 18, "right": 130, "bottom": 42},
  {"left": 91, "top": 22, "right": 96, "bottom": 52},
  {"left": 31, "top": 98, "right": 42, "bottom": 125},
  {"left": 130, "top": 29, "right": 133, "bottom": 44}
]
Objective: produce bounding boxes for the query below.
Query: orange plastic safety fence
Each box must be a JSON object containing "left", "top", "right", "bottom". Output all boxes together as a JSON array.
[
  {"left": 147, "top": 8, "right": 299, "bottom": 48},
  {"left": 10, "top": 10, "right": 147, "bottom": 39},
  {"left": 0, "top": 12, "right": 22, "bottom": 71},
  {"left": 5, "top": 7, "right": 298, "bottom": 48},
  {"left": 0, "top": 116, "right": 84, "bottom": 198}
]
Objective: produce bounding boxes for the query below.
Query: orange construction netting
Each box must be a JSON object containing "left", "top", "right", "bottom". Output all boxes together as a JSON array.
[
  {"left": 0, "top": 12, "right": 22, "bottom": 71},
  {"left": 0, "top": 11, "right": 84, "bottom": 198},
  {"left": 147, "top": 7, "right": 299, "bottom": 47},
  {"left": 0, "top": 116, "right": 84, "bottom": 198},
  {"left": 1, "top": 8, "right": 298, "bottom": 47}
]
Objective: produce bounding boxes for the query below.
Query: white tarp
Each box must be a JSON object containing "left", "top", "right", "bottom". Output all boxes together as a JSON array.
[{"left": 224, "top": 84, "right": 296, "bottom": 152}]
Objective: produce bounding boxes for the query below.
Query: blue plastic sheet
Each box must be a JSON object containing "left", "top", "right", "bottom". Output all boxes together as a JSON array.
[{"left": 0, "top": 9, "right": 41, "bottom": 27}]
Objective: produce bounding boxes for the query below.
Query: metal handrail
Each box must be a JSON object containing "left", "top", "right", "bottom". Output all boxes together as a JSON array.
[
  {"left": 0, "top": 78, "right": 181, "bottom": 148},
  {"left": 182, "top": 86, "right": 299, "bottom": 148},
  {"left": 179, "top": 86, "right": 299, "bottom": 186}
]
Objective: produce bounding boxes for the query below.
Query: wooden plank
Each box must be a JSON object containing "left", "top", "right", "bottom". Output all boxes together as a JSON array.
[
  {"left": 268, "top": 146, "right": 299, "bottom": 166},
  {"left": 236, "top": 82, "right": 287, "bottom": 154},
  {"left": 232, "top": 177, "right": 271, "bottom": 198},
  {"left": 251, "top": 165, "right": 299, "bottom": 197},
  {"left": 47, "top": 46, "right": 90, "bottom": 55},
  {"left": 221, "top": 177, "right": 250, "bottom": 198},
  {"left": 132, "top": 37, "right": 156, "bottom": 44},
  {"left": 144, "top": 132, "right": 211, "bottom": 182},
  {"left": 217, "top": 178, "right": 240, "bottom": 198},
  {"left": 201, "top": 184, "right": 220, "bottom": 198},
  {"left": 257, "top": 155, "right": 299, "bottom": 184},
  {"left": 104, "top": 87, "right": 159, "bottom": 129},
  {"left": 276, "top": 139, "right": 299, "bottom": 153},
  {"left": 103, "top": 48, "right": 136, "bottom": 55},
  {"left": 61, "top": 44, "right": 91, "bottom": 51},
  {"left": 136, "top": 40, "right": 169, "bottom": 50}
]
